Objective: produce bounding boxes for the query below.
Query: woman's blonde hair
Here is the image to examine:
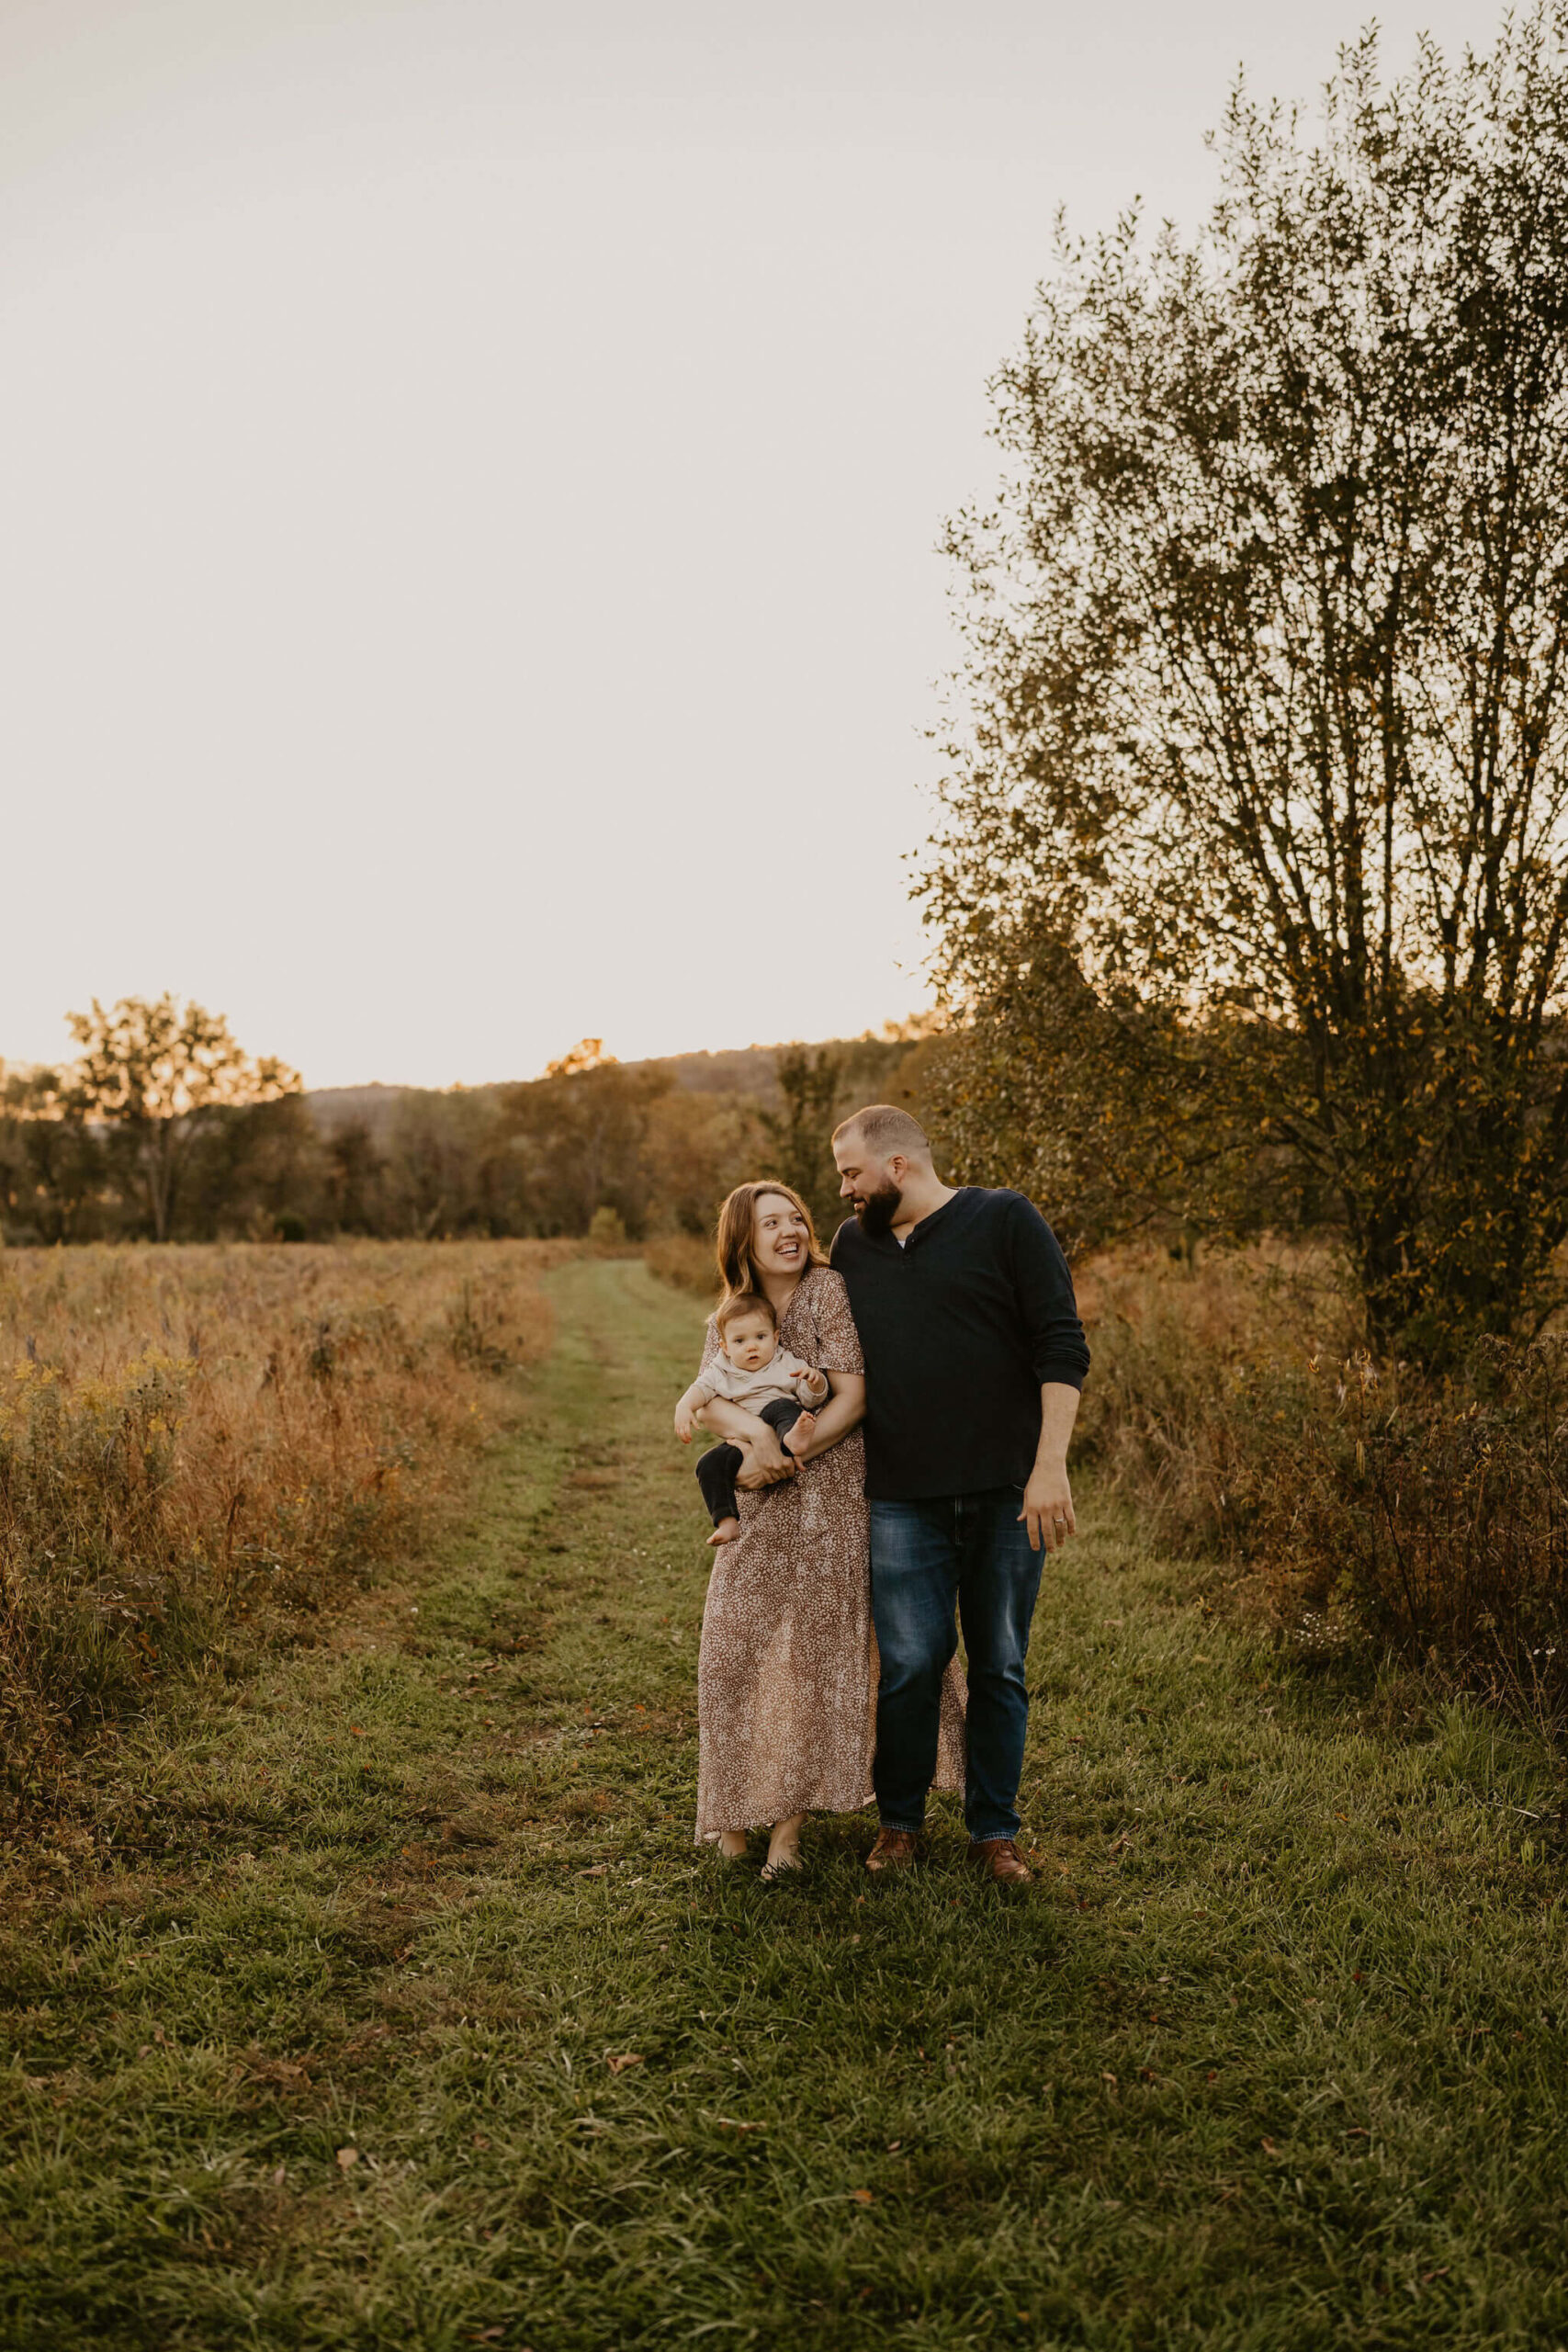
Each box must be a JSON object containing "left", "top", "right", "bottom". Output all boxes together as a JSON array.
[{"left": 714, "top": 1181, "right": 829, "bottom": 1303}]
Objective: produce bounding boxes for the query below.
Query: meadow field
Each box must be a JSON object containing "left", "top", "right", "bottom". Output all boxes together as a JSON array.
[
  {"left": 0, "top": 1239, "right": 564, "bottom": 1806},
  {"left": 3, "top": 1246, "right": 1568, "bottom": 2349}
]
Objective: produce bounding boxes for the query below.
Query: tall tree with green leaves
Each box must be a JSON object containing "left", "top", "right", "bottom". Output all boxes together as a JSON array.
[
  {"left": 924, "top": 6, "right": 1568, "bottom": 1357},
  {"left": 68, "top": 996, "right": 299, "bottom": 1242},
  {"left": 760, "top": 1046, "right": 846, "bottom": 1234}
]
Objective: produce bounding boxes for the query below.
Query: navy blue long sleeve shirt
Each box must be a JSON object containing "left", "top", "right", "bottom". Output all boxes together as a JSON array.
[{"left": 829, "top": 1186, "right": 1090, "bottom": 1501}]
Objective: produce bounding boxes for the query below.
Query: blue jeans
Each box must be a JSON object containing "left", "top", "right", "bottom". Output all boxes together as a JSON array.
[{"left": 869, "top": 1487, "right": 1043, "bottom": 1844}]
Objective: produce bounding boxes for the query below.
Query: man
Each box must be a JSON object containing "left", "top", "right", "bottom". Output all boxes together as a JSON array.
[{"left": 829, "top": 1106, "right": 1089, "bottom": 1890}]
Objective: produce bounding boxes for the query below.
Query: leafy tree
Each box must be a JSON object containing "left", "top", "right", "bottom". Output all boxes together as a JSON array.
[
  {"left": 67, "top": 996, "right": 299, "bottom": 1242},
  {"left": 755, "top": 1031, "right": 938, "bottom": 1234},
  {"left": 760, "top": 1046, "right": 846, "bottom": 1231},
  {"left": 0, "top": 1067, "right": 107, "bottom": 1243},
  {"left": 500, "top": 1049, "right": 673, "bottom": 1237},
  {"left": 322, "top": 1117, "right": 386, "bottom": 1234},
  {"left": 640, "top": 1088, "right": 765, "bottom": 1235},
  {"left": 924, "top": 7, "right": 1568, "bottom": 1357},
  {"left": 175, "top": 1093, "right": 326, "bottom": 1240}
]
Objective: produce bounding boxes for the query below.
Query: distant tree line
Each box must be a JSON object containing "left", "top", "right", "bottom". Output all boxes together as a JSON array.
[{"left": 0, "top": 999, "right": 925, "bottom": 1247}]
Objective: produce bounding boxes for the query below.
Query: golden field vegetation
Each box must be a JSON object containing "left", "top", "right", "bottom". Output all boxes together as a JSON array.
[
  {"left": 641, "top": 1232, "right": 720, "bottom": 1297},
  {"left": 0, "top": 1239, "right": 566, "bottom": 1805},
  {"left": 1078, "top": 1242, "right": 1568, "bottom": 1728}
]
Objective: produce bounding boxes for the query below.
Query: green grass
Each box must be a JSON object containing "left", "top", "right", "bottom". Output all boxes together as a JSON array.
[{"left": 4, "top": 1256, "right": 1568, "bottom": 2349}]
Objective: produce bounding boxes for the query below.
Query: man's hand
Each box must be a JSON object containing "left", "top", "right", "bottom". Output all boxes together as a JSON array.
[
  {"left": 1020, "top": 1457, "right": 1076, "bottom": 1554},
  {"left": 735, "top": 1429, "right": 799, "bottom": 1491}
]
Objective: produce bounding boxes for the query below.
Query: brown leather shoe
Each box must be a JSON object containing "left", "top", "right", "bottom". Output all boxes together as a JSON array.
[
  {"left": 968, "top": 1837, "right": 1034, "bottom": 1890},
  {"left": 865, "top": 1827, "right": 919, "bottom": 1873}
]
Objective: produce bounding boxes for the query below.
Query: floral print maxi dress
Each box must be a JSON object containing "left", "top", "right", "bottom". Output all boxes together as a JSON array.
[{"left": 694, "top": 1264, "right": 964, "bottom": 1840}]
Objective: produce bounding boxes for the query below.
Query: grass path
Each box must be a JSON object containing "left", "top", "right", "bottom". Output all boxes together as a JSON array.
[{"left": 5, "top": 1257, "right": 1568, "bottom": 2350}]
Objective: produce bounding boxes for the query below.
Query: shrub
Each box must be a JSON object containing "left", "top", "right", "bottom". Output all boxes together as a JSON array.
[
  {"left": 644, "top": 1235, "right": 718, "bottom": 1299},
  {"left": 1080, "top": 1244, "right": 1568, "bottom": 1725}
]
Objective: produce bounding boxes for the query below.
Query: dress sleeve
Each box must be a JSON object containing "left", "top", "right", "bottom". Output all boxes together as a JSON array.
[
  {"left": 697, "top": 1315, "right": 722, "bottom": 1378},
  {"left": 810, "top": 1269, "right": 864, "bottom": 1375}
]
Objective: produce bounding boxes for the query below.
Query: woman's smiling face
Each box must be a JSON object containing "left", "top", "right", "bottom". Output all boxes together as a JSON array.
[{"left": 750, "top": 1192, "right": 810, "bottom": 1279}]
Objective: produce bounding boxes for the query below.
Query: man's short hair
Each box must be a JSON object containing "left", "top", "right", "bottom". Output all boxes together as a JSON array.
[
  {"left": 716, "top": 1289, "right": 776, "bottom": 1335},
  {"left": 830, "top": 1103, "right": 932, "bottom": 1161}
]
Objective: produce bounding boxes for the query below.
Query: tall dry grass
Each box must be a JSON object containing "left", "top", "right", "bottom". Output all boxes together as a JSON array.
[
  {"left": 643, "top": 1234, "right": 719, "bottom": 1299},
  {"left": 1075, "top": 1243, "right": 1357, "bottom": 1558},
  {"left": 1079, "top": 1242, "right": 1568, "bottom": 1725},
  {"left": 0, "top": 1239, "right": 566, "bottom": 1802}
]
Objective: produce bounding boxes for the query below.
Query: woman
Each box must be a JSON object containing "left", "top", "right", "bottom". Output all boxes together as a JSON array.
[{"left": 686, "top": 1180, "right": 962, "bottom": 1876}]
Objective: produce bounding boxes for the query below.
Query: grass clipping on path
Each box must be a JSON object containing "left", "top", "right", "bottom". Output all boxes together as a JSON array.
[{"left": 0, "top": 1239, "right": 562, "bottom": 1796}]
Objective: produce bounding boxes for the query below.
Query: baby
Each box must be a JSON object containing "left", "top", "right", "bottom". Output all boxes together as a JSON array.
[{"left": 674, "top": 1291, "right": 829, "bottom": 1545}]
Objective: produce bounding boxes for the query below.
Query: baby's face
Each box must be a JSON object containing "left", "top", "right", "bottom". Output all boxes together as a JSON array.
[{"left": 722, "top": 1315, "right": 776, "bottom": 1374}]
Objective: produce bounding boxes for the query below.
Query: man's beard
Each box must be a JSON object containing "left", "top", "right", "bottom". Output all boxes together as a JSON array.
[{"left": 854, "top": 1180, "right": 902, "bottom": 1238}]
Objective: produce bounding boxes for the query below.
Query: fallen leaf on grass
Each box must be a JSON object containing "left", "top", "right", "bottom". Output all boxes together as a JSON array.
[
  {"left": 472, "top": 2133, "right": 491, "bottom": 2149},
  {"left": 350, "top": 1726, "right": 366, "bottom": 1738},
  {"left": 604, "top": 2052, "right": 643, "bottom": 2074},
  {"left": 706, "top": 2113, "right": 763, "bottom": 2132},
  {"left": 851, "top": 2188, "right": 874, "bottom": 2205},
  {"left": 575, "top": 1864, "right": 608, "bottom": 1878},
  {"left": 239, "top": 2054, "right": 310, "bottom": 2090},
  {"left": 272, "top": 2165, "right": 287, "bottom": 2188},
  {"left": 336, "top": 2146, "right": 359, "bottom": 2169},
  {"left": 1100, "top": 2071, "right": 1118, "bottom": 2086},
  {"left": 339, "top": 2026, "right": 392, "bottom": 2060},
  {"left": 1261, "top": 2138, "right": 1279, "bottom": 2155}
]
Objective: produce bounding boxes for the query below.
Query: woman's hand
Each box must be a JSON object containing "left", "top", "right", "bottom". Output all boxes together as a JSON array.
[{"left": 735, "top": 1430, "right": 798, "bottom": 1489}]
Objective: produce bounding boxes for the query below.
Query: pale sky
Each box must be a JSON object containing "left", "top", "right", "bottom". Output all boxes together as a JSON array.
[{"left": 1, "top": 0, "right": 1499, "bottom": 1088}]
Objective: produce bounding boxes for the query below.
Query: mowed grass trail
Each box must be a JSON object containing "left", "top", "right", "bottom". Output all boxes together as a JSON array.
[{"left": 5, "top": 1256, "right": 1568, "bottom": 2351}]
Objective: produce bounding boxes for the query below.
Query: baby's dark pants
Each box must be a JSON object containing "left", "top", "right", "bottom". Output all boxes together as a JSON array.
[{"left": 695, "top": 1396, "right": 806, "bottom": 1526}]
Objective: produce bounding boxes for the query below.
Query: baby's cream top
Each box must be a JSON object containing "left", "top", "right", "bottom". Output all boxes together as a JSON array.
[{"left": 691, "top": 1344, "right": 823, "bottom": 1415}]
